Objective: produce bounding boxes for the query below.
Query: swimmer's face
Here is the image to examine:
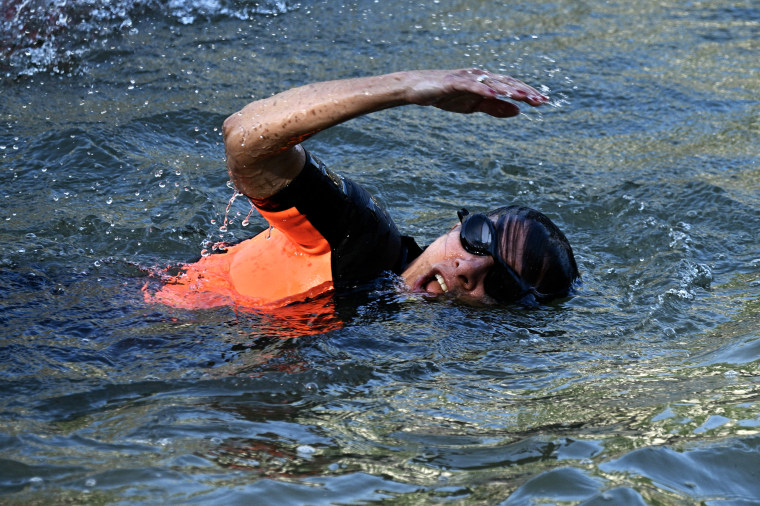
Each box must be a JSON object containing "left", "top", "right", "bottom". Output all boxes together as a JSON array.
[{"left": 401, "top": 226, "right": 499, "bottom": 305}]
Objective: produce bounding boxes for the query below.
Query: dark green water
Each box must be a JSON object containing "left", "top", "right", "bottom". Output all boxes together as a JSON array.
[{"left": 2, "top": 0, "right": 759, "bottom": 503}]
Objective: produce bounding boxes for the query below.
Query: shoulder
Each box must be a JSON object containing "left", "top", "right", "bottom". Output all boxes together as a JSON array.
[{"left": 256, "top": 150, "right": 406, "bottom": 284}]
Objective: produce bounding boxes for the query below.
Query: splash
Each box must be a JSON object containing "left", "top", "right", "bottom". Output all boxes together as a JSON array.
[{"left": 0, "top": 0, "right": 295, "bottom": 78}]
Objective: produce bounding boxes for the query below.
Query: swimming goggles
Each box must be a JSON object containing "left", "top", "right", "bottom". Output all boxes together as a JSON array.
[{"left": 457, "top": 208, "right": 532, "bottom": 303}]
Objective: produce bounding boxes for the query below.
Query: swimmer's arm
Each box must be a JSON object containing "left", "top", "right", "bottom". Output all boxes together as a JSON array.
[{"left": 222, "top": 69, "right": 548, "bottom": 199}]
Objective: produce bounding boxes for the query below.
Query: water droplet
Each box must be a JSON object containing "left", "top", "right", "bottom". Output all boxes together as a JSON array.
[
  {"left": 515, "top": 328, "right": 530, "bottom": 338},
  {"left": 297, "top": 445, "right": 316, "bottom": 457}
]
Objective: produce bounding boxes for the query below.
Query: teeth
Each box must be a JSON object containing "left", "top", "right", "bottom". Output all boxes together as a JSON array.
[{"left": 435, "top": 274, "right": 449, "bottom": 293}]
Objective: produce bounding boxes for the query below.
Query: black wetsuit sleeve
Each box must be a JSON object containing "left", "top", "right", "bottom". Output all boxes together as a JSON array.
[{"left": 251, "top": 151, "right": 419, "bottom": 287}]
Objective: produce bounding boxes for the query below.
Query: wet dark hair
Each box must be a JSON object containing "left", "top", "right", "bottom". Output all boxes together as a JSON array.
[{"left": 487, "top": 205, "right": 579, "bottom": 302}]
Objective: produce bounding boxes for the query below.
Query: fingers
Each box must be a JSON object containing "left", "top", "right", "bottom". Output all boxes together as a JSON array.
[
  {"left": 466, "top": 69, "right": 549, "bottom": 106},
  {"left": 425, "top": 68, "right": 548, "bottom": 116}
]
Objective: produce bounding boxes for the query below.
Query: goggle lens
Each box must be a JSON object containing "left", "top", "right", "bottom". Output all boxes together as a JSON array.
[{"left": 458, "top": 209, "right": 494, "bottom": 256}]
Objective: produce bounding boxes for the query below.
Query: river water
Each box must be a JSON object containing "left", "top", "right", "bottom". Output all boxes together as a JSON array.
[{"left": 2, "top": 0, "right": 759, "bottom": 503}]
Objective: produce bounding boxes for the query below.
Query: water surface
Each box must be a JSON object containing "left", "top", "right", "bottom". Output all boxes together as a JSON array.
[{"left": 2, "top": 0, "right": 760, "bottom": 503}]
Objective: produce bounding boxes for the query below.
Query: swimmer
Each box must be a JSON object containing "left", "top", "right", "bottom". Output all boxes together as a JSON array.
[{"left": 153, "top": 69, "right": 578, "bottom": 309}]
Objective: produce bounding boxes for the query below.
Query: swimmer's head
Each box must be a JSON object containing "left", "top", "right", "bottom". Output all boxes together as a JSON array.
[
  {"left": 479, "top": 205, "right": 579, "bottom": 303},
  {"left": 402, "top": 205, "right": 579, "bottom": 305}
]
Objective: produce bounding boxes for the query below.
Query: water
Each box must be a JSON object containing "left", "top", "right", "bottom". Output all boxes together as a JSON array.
[{"left": 2, "top": 0, "right": 759, "bottom": 502}]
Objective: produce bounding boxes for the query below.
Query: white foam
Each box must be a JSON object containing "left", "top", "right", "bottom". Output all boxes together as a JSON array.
[{"left": 1, "top": 0, "right": 296, "bottom": 78}]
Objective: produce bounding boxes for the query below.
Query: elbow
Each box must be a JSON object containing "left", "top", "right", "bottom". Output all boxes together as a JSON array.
[
  {"left": 222, "top": 110, "right": 270, "bottom": 163},
  {"left": 222, "top": 112, "right": 244, "bottom": 149},
  {"left": 222, "top": 113, "right": 249, "bottom": 182},
  {"left": 222, "top": 111, "right": 256, "bottom": 174}
]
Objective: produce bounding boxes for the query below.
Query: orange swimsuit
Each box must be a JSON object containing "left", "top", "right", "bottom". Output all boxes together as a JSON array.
[{"left": 148, "top": 151, "right": 422, "bottom": 312}]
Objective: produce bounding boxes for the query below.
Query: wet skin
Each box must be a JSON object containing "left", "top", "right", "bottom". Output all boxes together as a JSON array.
[{"left": 401, "top": 226, "right": 498, "bottom": 305}]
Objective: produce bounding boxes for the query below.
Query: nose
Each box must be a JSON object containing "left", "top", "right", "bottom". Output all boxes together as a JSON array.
[{"left": 454, "top": 256, "right": 493, "bottom": 297}]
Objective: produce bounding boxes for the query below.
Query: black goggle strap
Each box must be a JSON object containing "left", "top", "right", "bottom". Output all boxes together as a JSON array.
[
  {"left": 491, "top": 262, "right": 569, "bottom": 303},
  {"left": 487, "top": 259, "right": 532, "bottom": 302}
]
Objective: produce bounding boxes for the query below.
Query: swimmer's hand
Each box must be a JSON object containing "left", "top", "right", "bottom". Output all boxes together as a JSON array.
[{"left": 404, "top": 69, "right": 549, "bottom": 118}]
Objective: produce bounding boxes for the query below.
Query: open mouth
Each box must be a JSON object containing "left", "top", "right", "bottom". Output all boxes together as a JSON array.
[{"left": 418, "top": 272, "right": 448, "bottom": 296}]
